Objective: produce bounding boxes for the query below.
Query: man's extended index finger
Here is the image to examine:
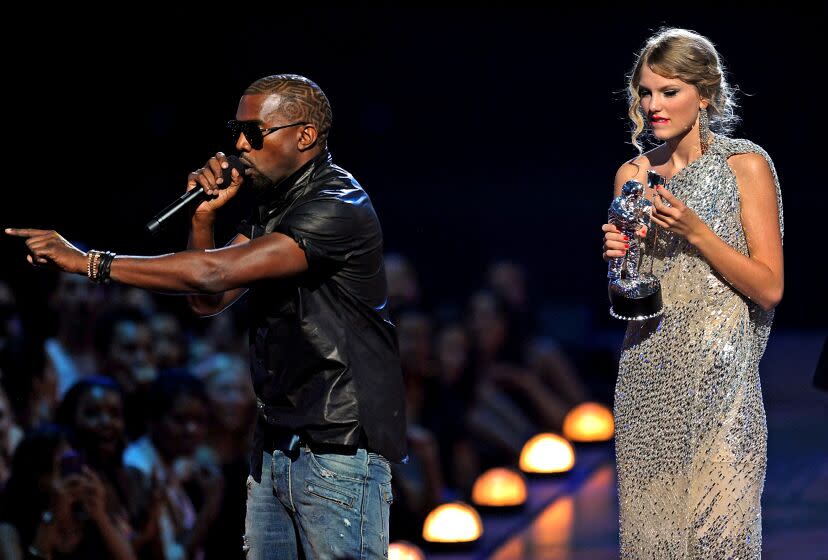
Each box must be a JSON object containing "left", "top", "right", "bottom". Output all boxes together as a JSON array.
[{"left": 4, "top": 228, "right": 41, "bottom": 238}]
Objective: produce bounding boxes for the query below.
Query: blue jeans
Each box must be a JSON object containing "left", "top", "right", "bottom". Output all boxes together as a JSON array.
[{"left": 244, "top": 446, "right": 394, "bottom": 559}]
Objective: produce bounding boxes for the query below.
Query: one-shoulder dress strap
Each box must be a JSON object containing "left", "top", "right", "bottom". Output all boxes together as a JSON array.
[{"left": 712, "top": 136, "right": 784, "bottom": 240}]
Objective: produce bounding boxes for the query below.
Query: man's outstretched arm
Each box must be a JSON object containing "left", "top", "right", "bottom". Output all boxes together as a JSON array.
[{"left": 4, "top": 227, "right": 308, "bottom": 295}]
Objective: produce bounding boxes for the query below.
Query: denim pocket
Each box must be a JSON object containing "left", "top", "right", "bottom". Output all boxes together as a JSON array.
[
  {"left": 308, "top": 450, "right": 366, "bottom": 482},
  {"left": 303, "top": 479, "right": 356, "bottom": 509}
]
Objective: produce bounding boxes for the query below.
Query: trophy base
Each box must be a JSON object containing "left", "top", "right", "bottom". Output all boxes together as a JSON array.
[{"left": 608, "top": 276, "right": 663, "bottom": 321}]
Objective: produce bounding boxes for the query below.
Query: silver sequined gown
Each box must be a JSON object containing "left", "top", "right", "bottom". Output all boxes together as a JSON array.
[{"left": 614, "top": 135, "right": 783, "bottom": 559}]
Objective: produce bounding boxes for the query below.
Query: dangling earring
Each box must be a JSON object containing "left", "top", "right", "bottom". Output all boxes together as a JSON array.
[{"left": 699, "top": 105, "right": 711, "bottom": 154}]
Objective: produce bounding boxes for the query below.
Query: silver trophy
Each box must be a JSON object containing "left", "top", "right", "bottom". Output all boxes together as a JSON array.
[{"left": 607, "top": 176, "right": 663, "bottom": 320}]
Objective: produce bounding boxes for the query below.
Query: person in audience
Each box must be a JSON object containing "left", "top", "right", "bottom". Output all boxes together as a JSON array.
[
  {"left": 123, "top": 371, "right": 220, "bottom": 560},
  {"left": 57, "top": 377, "right": 163, "bottom": 558},
  {"left": 94, "top": 307, "right": 158, "bottom": 440},
  {"left": 0, "top": 424, "right": 137, "bottom": 560},
  {"left": 193, "top": 354, "right": 256, "bottom": 560}
]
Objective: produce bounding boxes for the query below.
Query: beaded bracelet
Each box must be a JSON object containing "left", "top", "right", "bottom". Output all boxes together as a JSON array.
[
  {"left": 86, "top": 251, "right": 94, "bottom": 279},
  {"left": 86, "top": 250, "right": 116, "bottom": 284},
  {"left": 86, "top": 250, "right": 101, "bottom": 282}
]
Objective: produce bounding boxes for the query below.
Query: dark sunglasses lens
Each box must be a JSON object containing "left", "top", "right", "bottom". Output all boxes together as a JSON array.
[
  {"left": 244, "top": 124, "right": 263, "bottom": 149},
  {"left": 227, "top": 120, "right": 240, "bottom": 141},
  {"left": 227, "top": 121, "right": 263, "bottom": 149}
]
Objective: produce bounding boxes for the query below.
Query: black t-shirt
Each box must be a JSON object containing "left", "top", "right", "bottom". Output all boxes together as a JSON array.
[{"left": 237, "top": 151, "right": 407, "bottom": 481}]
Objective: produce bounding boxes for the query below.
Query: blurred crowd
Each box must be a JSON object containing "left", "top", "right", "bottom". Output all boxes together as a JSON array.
[{"left": 0, "top": 255, "right": 592, "bottom": 558}]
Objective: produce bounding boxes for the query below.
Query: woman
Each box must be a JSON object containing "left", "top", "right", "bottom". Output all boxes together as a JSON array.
[
  {"left": 57, "top": 377, "right": 162, "bottom": 559},
  {"left": 602, "top": 28, "right": 783, "bottom": 559}
]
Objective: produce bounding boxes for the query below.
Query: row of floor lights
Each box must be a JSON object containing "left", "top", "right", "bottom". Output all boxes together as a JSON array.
[{"left": 389, "top": 401, "right": 614, "bottom": 557}]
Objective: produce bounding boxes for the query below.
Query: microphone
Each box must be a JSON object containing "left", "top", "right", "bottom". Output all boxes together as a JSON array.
[{"left": 146, "top": 155, "right": 246, "bottom": 235}]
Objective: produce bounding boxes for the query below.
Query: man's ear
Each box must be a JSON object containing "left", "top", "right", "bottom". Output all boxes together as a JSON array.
[{"left": 297, "top": 124, "right": 319, "bottom": 152}]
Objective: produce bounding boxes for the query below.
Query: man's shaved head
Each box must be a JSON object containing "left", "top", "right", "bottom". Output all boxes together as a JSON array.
[{"left": 245, "top": 74, "right": 332, "bottom": 147}]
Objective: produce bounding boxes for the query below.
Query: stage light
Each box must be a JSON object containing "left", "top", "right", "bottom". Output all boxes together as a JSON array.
[
  {"left": 422, "top": 502, "right": 483, "bottom": 543},
  {"left": 563, "top": 401, "right": 614, "bottom": 442},
  {"left": 389, "top": 540, "right": 426, "bottom": 560},
  {"left": 519, "top": 433, "right": 575, "bottom": 474},
  {"left": 471, "top": 467, "right": 527, "bottom": 507}
]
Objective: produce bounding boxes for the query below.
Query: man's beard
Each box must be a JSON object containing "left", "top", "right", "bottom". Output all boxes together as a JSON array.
[{"left": 248, "top": 171, "right": 276, "bottom": 198}]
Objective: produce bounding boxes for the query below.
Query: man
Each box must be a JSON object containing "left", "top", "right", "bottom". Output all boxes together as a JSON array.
[{"left": 7, "top": 74, "right": 407, "bottom": 559}]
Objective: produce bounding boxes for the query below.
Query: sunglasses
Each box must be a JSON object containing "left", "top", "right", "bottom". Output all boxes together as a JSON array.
[{"left": 226, "top": 120, "right": 308, "bottom": 150}]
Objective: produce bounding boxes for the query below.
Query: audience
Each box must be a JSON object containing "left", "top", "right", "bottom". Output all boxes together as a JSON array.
[{"left": 0, "top": 253, "right": 595, "bottom": 553}]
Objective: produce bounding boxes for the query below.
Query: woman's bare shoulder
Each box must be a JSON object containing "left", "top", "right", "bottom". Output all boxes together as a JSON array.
[{"left": 614, "top": 151, "right": 655, "bottom": 189}]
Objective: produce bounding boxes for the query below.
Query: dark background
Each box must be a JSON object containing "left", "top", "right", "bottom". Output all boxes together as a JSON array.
[{"left": 2, "top": 6, "right": 825, "bottom": 336}]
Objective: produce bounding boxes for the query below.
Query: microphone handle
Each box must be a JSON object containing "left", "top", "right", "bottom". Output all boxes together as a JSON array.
[{"left": 145, "top": 188, "right": 206, "bottom": 235}]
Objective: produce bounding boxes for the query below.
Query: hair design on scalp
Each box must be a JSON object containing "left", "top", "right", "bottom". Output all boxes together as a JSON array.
[
  {"left": 245, "top": 74, "right": 333, "bottom": 147},
  {"left": 626, "top": 27, "right": 740, "bottom": 153}
]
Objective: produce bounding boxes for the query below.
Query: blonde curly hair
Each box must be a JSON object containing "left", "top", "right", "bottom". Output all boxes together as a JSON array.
[{"left": 626, "top": 28, "right": 740, "bottom": 153}]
